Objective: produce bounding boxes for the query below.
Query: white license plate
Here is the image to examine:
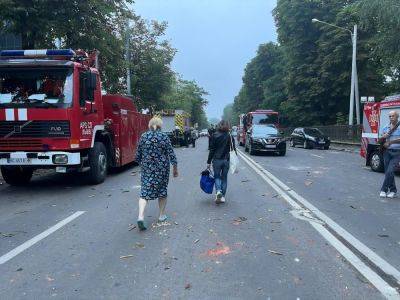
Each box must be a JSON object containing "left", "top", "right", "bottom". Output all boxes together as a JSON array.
[
  {"left": 7, "top": 158, "right": 31, "bottom": 164},
  {"left": 319, "top": 141, "right": 325, "bottom": 144},
  {"left": 265, "top": 145, "right": 276, "bottom": 148}
]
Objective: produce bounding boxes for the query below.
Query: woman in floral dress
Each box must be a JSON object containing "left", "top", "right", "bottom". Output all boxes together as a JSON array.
[{"left": 135, "top": 117, "right": 178, "bottom": 230}]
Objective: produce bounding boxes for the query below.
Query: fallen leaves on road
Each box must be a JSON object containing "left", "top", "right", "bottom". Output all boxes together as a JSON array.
[
  {"left": 268, "top": 250, "right": 283, "bottom": 256},
  {"left": 120, "top": 255, "right": 134, "bottom": 259}
]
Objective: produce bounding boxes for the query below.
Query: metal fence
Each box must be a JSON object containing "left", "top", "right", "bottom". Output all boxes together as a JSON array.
[{"left": 281, "top": 125, "right": 362, "bottom": 144}]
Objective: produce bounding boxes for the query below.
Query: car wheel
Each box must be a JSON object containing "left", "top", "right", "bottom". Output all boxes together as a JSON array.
[
  {"left": 278, "top": 149, "right": 286, "bottom": 156},
  {"left": 245, "top": 142, "right": 249, "bottom": 152},
  {"left": 303, "top": 140, "right": 310, "bottom": 149},
  {"left": 370, "top": 151, "right": 384, "bottom": 172},
  {"left": 289, "top": 139, "right": 295, "bottom": 147},
  {"left": 324, "top": 145, "right": 330, "bottom": 150}
]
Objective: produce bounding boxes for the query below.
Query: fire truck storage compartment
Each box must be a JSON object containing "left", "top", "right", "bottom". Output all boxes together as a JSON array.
[{"left": 102, "top": 94, "right": 150, "bottom": 167}]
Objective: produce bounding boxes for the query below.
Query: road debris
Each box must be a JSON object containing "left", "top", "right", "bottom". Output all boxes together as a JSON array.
[
  {"left": 378, "top": 234, "right": 389, "bottom": 238},
  {"left": 194, "top": 239, "right": 200, "bottom": 244},
  {"left": 304, "top": 180, "right": 313, "bottom": 186},
  {"left": 88, "top": 195, "right": 95, "bottom": 198},
  {"left": 294, "top": 258, "right": 300, "bottom": 262},
  {"left": 349, "top": 205, "right": 357, "bottom": 209},
  {"left": 270, "top": 221, "right": 282, "bottom": 224},
  {"left": 268, "top": 250, "right": 283, "bottom": 256},
  {"left": 128, "top": 224, "right": 137, "bottom": 231},
  {"left": 120, "top": 255, "right": 134, "bottom": 259},
  {"left": 134, "top": 242, "right": 145, "bottom": 249},
  {"left": 185, "top": 283, "right": 192, "bottom": 290},
  {"left": 16, "top": 268, "right": 23, "bottom": 272},
  {"left": 241, "top": 179, "right": 250, "bottom": 183},
  {"left": 14, "top": 210, "right": 30, "bottom": 215},
  {"left": 206, "top": 242, "right": 231, "bottom": 257}
]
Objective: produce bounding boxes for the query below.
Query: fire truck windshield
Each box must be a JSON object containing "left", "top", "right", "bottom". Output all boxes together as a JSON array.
[
  {"left": 252, "top": 113, "right": 278, "bottom": 125},
  {"left": 0, "top": 68, "right": 73, "bottom": 108}
]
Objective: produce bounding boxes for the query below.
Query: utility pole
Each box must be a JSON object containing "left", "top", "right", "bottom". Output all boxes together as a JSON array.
[{"left": 312, "top": 19, "right": 360, "bottom": 126}]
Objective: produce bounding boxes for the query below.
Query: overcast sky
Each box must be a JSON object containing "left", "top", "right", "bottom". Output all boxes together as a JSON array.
[{"left": 133, "top": 0, "right": 277, "bottom": 119}]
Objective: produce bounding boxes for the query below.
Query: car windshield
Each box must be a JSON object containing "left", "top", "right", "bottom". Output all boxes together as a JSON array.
[
  {"left": 0, "top": 68, "right": 73, "bottom": 108},
  {"left": 252, "top": 125, "right": 278, "bottom": 135},
  {"left": 252, "top": 113, "right": 278, "bottom": 125},
  {"left": 304, "top": 128, "right": 323, "bottom": 136}
]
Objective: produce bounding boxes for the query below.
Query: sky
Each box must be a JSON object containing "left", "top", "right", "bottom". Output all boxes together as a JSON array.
[{"left": 132, "top": 0, "right": 278, "bottom": 119}]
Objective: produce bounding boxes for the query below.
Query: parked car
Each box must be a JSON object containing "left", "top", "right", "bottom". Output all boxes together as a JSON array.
[
  {"left": 200, "top": 129, "right": 209, "bottom": 137},
  {"left": 289, "top": 127, "right": 330, "bottom": 149},
  {"left": 245, "top": 125, "right": 286, "bottom": 156}
]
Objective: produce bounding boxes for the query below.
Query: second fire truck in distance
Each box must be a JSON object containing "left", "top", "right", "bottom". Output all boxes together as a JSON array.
[{"left": 237, "top": 110, "right": 279, "bottom": 146}]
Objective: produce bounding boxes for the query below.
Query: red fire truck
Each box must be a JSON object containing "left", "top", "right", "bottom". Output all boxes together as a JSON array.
[
  {"left": 0, "top": 49, "right": 150, "bottom": 185},
  {"left": 361, "top": 94, "right": 400, "bottom": 172},
  {"left": 237, "top": 110, "right": 279, "bottom": 146}
]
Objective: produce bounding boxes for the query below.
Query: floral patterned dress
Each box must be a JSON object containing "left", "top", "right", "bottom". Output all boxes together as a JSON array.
[{"left": 135, "top": 130, "right": 178, "bottom": 200}]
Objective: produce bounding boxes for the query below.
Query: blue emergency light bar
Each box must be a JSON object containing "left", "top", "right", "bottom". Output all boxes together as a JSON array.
[{"left": 0, "top": 49, "right": 75, "bottom": 59}]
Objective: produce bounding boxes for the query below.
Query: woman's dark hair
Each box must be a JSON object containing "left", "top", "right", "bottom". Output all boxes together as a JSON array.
[{"left": 217, "top": 120, "right": 230, "bottom": 132}]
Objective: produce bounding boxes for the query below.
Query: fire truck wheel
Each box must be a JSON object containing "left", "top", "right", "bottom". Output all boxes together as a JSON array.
[
  {"left": 87, "top": 142, "right": 108, "bottom": 184},
  {"left": 370, "top": 151, "right": 384, "bottom": 173},
  {"left": 1, "top": 166, "right": 33, "bottom": 186}
]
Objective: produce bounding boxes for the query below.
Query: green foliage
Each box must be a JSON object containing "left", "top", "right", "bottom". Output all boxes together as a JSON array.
[
  {"left": 222, "top": 103, "right": 236, "bottom": 125},
  {"left": 128, "top": 19, "right": 176, "bottom": 108},
  {"left": 162, "top": 77, "right": 209, "bottom": 129},
  {"left": 0, "top": 0, "right": 134, "bottom": 93},
  {"left": 233, "top": 0, "right": 390, "bottom": 127}
]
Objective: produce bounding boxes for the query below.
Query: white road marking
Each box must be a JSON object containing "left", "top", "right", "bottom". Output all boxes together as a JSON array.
[
  {"left": 0, "top": 211, "right": 85, "bottom": 265},
  {"left": 238, "top": 151, "right": 400, "bottom": 299},
  {"left": 311, "top": 154, "right": 324, "bottom": 158}
]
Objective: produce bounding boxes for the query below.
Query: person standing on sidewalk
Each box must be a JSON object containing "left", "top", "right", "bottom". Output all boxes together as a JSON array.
[
  {"left": 380, "top": 111, "right": 400, "bottom": 198},
  {"left": 135, "top": 117, "right": 178, "bottom": 230},
  {"left": 207, "top": 120, "right": 236, "bottom": 204}
]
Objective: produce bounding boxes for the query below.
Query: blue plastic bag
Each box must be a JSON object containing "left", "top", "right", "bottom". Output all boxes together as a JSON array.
[{"left": 200, "top": 169, "right": 215, "bottom": 194}]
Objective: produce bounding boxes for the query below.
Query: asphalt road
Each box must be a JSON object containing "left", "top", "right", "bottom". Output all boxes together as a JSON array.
[{"left": 0, "top": 138, "right": 397, "bottom": 299}]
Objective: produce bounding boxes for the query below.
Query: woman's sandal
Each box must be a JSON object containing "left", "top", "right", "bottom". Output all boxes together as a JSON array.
[
  {"left": 158, "top": 215, "right": 168, "bottom": 222},
  {"left": 137, "top": 220, "right": 147, "bottom": 231}
]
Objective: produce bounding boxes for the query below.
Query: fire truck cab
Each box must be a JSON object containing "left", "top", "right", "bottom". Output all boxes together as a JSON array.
[
  {"left": 361, "top": 94, "right": 400, "bottom": 172},
  {"left": 0, "top": 49, "right": 150, "bottom": 185}
]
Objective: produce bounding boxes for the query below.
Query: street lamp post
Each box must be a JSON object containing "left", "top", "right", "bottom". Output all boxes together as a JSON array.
[{"left": 312, "top": 19, "right": 359, "bottom": 126}]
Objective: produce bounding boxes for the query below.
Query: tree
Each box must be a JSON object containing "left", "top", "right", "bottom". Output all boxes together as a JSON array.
[
  {"left": 0, "top": 1, "right": 134, "bottom": 93},
  {"left": 222, "top": 103, "right": 236, "bottom": 125},
  {"left": 356, "top": 0, "right": 400, "bottom": 91},
  {"left": 128, "top": 19, "right": 176, "bottom": 108},
  {"left": 162, "top": 77, "right": 209, "bottom": 129}
]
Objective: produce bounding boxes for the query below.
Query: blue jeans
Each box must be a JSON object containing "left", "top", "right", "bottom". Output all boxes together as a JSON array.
[
  {"left": 381, "top": 149, "right": 400, "bottom": 193},
  {"left": 213, "top": 159, "right": 230, "bottom": 196}
]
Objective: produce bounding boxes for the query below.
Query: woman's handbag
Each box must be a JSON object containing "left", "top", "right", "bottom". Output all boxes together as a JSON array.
[
  {"left": 229, "top": 135, "right": 239, "bottom": 174},
  {"left": 200, "top": 169, "right": 215, "bottom": 194}
]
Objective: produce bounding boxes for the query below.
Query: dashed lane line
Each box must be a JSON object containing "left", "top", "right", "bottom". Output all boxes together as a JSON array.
[
  {"left": 0, "top": 211, "right": 85, "bottom": 265},
  {"left": 238, "top": 150, "right": 400, "bottom": 299}
]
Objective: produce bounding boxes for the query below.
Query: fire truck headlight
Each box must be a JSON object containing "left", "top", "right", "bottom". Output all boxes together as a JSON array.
[{"left": 53, "top": 154, "right": 68, "bottom": 165}]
